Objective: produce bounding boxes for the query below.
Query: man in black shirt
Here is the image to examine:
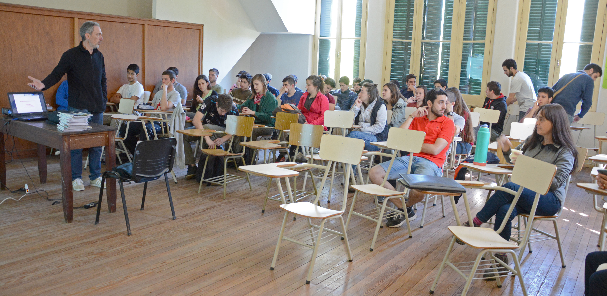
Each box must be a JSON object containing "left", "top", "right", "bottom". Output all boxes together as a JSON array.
[
  {"left": 28, "top": 21, "right": 107, "bottom": 192},
  {"left": 480, "top": 81, "right": 508, "bottom": 142}
]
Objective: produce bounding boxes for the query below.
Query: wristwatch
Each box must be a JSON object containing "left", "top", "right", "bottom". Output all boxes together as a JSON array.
[{"left": 446, "top": 111, "right": 455, "bottom": 116}]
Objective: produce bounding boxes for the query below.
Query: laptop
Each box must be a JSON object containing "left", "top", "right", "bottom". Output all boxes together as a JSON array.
[{"left": 7, "top": 92, "right": 48, "bottom": 121}]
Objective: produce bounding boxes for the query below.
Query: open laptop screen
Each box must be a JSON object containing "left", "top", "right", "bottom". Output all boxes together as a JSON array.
[{"left": 8, "top": 92, "right": 46, "bottom": 115}]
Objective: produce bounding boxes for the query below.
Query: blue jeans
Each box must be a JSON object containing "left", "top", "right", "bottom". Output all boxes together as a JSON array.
[
  {"left": 456, "top": 142, "right": 472, "bottom": 155},
  {"left": 586, "top": 251, "right": 607, "bottom": 295},
  {"left": 68, "top": 107, "right": 103, "bottom": 181},
  {"left": 347, "top": 130, "right": 380, "bottom": 152},
  {"left": 379, "top": 155, "right": 443, "bottom": 180},
  {"left": 476, "top": 182, "right": 561, "bottom": 241}
]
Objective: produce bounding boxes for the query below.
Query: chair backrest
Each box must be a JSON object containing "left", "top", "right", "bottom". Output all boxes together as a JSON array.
[
  {"left": 522, "top": 117, "right": 537, "bottom": 125},
  {"left": 578, "top": 111, "right": 605, "bottom": 126},
  {"left": 131, "top": 138, "right": 177, "bottom": 182},
  {"left": 118, "top": 98, "right": 135, "bottom": 114},
  {"left": 225, "top": 115, "right": 254, "bottom": 138},
  {"left": 475, "top": 108, "right": 501, "bottom": 124},
  {"left": 511, "top": 154, "right": 557, "bottom": 195},
  {"left": 143, "top": 91, "right": 151, "bottom": 104},
  {"left": 319, "top": 134, "right": 365, "bottom": 165},
  {"left": 404, "top": 107, "right": 417, "bottom": 118},
  {"left": 509, "top": 121, "right": 535, "bottom": 141},
  {"left": 386, "top": 127, "right": 425, "bottom": 153},
  {"left": 469, "top": 111, "right": 480, "bottom": 127},
  {"left": 575, "top": 146, "right": 588, "bottom": 174},
  {"left": 323, "top": 110, "right": 355, "bottom": 129},
  {"left": 290, "top": 123, "right": 323, "bottom": 148},
  {"left": 275, "top": 112, "right": 300, "bottom": 131}
]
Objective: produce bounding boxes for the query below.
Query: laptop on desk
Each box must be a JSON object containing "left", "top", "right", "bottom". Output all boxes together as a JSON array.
[{"left": 8, "top": 92, "right": 48, "bottom": 121}]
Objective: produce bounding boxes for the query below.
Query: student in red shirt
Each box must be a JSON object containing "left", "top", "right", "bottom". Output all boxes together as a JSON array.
[
  {"left": 368, "top": 89, "right": 455, "bottom": 227},
  {"left": 298, "top": 75, "right": 330, "bottom": 126}
]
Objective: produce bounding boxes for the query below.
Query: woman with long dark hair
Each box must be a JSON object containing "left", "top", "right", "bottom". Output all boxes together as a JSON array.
[
  {"left": 382, "top": 82, "right": 407, "bottom": 128},
  {"left": 464, "top": 104, "right": 577, "bottom": 264},
  {"left": 192, "top": 75, "right": 218, "bottom": 112},
  {"left": 447, "top": 87, "right": 475, "bottom": 154},
  {"left": 347, "top": 83, "right": 388, "bottom": 151}
]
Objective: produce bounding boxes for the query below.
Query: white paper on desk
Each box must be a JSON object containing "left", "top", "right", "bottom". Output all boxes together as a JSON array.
[{"left": 112, "top": 114, "right": 139, "bottom": 120}]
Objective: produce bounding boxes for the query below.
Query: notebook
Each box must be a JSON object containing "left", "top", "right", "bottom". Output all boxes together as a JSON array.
[{"left": 7, "top": 92, "right": 48, "bottom": 121}]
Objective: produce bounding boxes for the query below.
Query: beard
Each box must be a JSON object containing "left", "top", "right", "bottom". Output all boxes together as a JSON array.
[{"left": 431, "top": 105, "right": 444, "bottom": 117}]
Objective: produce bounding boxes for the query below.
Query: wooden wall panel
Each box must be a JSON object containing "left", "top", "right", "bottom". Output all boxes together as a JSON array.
[
  {"left": 0, "top": 3, "right": 203, "bottom": 158},
  {"left": 145, "top": 26, "right": 201, "bottom": 100},
  {"left": 78, "top": 19, "right": 144, "bottom": 95}
]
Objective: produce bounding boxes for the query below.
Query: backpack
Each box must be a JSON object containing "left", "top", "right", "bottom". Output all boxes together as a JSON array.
[{"left": 272, "top": 104, "right": 306, "bottom": 123}]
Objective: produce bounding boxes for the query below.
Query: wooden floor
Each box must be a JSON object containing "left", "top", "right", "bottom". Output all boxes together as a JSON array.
[{"left": 0, "top": 156, "right": 602, "bottom": 295}]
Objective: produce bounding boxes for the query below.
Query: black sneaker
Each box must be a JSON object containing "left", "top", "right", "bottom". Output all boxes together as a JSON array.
[
  {"left": 186, "top": 165, "right": 197, "bottom": 179},
  {"left": 386, "top": 208, "right": 415, "bottom": 228},
  {"left": 484, "top": 253, "right": 509, "bottom": 281}
]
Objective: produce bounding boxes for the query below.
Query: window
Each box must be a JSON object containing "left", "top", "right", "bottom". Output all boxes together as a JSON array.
[
  {"left": 385, "top": 0, "right": 497, "bottom": 102},
  {"left": 314, "top": 0, "right": 368, "bottom": 82},
  {"left": 515, "top": 0, "right": 607, "bottom": 102}
]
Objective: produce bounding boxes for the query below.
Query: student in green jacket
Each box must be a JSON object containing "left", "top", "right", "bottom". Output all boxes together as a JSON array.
[{"left": 239, "top": 73, "right": 278, "bottom": 127}]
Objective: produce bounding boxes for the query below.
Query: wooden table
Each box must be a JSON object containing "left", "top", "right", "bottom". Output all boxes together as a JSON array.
[
  {"left": 238, "top": 162, "right": 299, "bottom": 205},
  {"left": 576, "top": 182, "right": 607, "bottom": 251},
  {"left": 240, "top": 140, "right": 282, "bottom": 164},
  {"left": 461, "top": 163, "right": 512, "bottom": 203},
  {"left": 0, "top": 116, "right": 117, "bottom": 223},
  {"left": 589, "top": 154, "right": 607, "bottom": 167},
  {"left": 596, "top": 136, "right": 607, "bottom": 154}
]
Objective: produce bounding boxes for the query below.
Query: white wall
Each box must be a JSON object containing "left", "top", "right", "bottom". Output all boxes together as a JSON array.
[
  {"left": 226, "top": 34, "right": 313, "bottom": 91},
  {"left": 364, "top": 0, "right": 386, "bottom": 83},
  {"left": 153, "top": 0, "right": 260, "bottom": 88},
  {"left": 271, "top": 0, "right": 315, "bottom": 34},
  {"left": 0, "top": 0, "right": 153, "bottom": 19}
]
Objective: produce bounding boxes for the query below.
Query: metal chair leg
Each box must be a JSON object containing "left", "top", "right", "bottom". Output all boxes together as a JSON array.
[
  {"left": 198, "top": 156, "right": 210, "bottom": 194},
  {"left": 119, "top": 180, "right": 131, "bottom": 236},
  {"left": 165, "top": 173, "right": 176, "bottom": 220},
  {"left": 511, "top": 251, "right": 529, "bottom": 296},
  {"left": 270, "top": 212, "right": 289, "bottom": 270},
  {"left": 95, "top": 174, "right": 106, "bottom": 224},
  {"left": 141, "top": 181, "right": 148, "bottom": 210},
  {"left": 553, "top": 220, "right": 566, "bottom": 267},
  {"left": 261, "top": 177, "right": 272, "bottom": 213},
  {"left": 420, "top": 194, "right": 429, "bottom": 228},
  {"left": 339, "top": 216, "right": 353, "bottom": 261},
  {"left": 430, "top": 236, "right": 456, "bottom": 294},
  {"left": 306, "top": 219, "right": 326, "bottom": 284}
]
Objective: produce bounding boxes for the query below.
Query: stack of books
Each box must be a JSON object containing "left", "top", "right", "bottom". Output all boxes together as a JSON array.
[{"left": 57, "top": 112, "right": 92, "bottom": 132}]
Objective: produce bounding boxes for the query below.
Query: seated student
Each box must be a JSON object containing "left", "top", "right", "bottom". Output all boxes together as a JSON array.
[
  {"left": 412, "top": 85, "right": 427, "bottom": 107},
  {"left": 382, "top": 81, "right": 407, "bottom": 128},
  {"left": 239, "top": 74, "right": 279, "bottom": 163},
  {"left": 109, "top": 64, "right": 145, "bottom": 109},
  {"left": 298, "top": 75, "right": 330, "bottom": 125},
  {"left": 321, "top": 77, "right": 337, "bottom": 110},
  {"left": 230, "top": 71, "right": 253, "bottom": 105},
  {"left": 334, "top": 76, "right": 357, "bottom": 110},
  {"left": 152, "top": 67, "right": 187, "bottom": 106},
  {"left": 347, "top": 83, "right": 388, "bottom": 151},
  {"left": 191, "top": 75, "right": 218, "bottom": 114},
  {"left": 183, "top": 94, "right": 238, "bottom": 177},
  {"left": 446, "top": 87, "right": 475, "bottom": 154},
  {"left": 122, "top": 70, "right": 181, "bottom": 154},
  {"left": 368, "top": 89, "right": 455, "bottom": 226},
  {"left": 464, "top": 104, "right": 576, "bottom": 266},
  {"left": 55, "top": 80, "right": 69, "bottom": 111},
  {"left": 292, "top": 74, "right": 304, "bottom": 93},
  {"left": 586, "top": 251, "right": 607, "bottom": 295},
  {"left": 400, "top": 73, "right": 416, "bottom": 100},
  {"left": 479, "top": 81, "right": 508, "bottom": 142},
  {"left": 264, "top": 73, "right": 280, "bottom": 97},
  {"left": 352, "top": 77, "right": 362, "bottom": 95},
  {"left": 434, "top": 78, "right": 448, "bottom": 90},
  {"left": 277, "top": 75, "right": 303, "bottom": 106},
  {"left": 520, "top": 87, "right": 554, "bottom": 122}
]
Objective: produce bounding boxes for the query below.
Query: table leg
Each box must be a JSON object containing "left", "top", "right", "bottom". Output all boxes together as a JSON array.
[
  {"left": 275, "top": 178, "right": 287, "bottom": 204},
  {"left": 462, "top": 192, "right": 474, "bottom": 225},
  {"left": 0, "top": 132, "right": 5, "bottom": 190},
  {"left": 37, "top": 144, "right": 47, "bottom": 183},
  {"left": 106, "top": 131, "right": 116, "bottom": 213},
  {"left": 60, "top": 136, "right": 73, "bottom": 223}
]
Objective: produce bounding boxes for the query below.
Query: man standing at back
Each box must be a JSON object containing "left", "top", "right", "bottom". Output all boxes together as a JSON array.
[
  {"left": 502, "top": 59, "right": 536, "bottom": 121},
  {"left": 552, "top": 63, "right": 602, "bottom": 123},
  {"left": 209, "top": 68, "right": 222, "bottom": 94},
  {"left": 27, "top": 21, "right": 106, "bottom": 191}
]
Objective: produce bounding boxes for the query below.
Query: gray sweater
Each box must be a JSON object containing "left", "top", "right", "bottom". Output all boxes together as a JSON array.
[{"left": 504, "top": 141, "right": 575, "bottom": 204}]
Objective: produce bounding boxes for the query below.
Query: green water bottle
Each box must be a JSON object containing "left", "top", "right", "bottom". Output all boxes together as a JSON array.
[{"left": 473, "top": 124, "right": 490, "bottom": 166}]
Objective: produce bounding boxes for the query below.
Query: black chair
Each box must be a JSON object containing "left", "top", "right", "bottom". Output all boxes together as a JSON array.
[{"left": 95, "top": 138, "right": 177, "bottom": 236}]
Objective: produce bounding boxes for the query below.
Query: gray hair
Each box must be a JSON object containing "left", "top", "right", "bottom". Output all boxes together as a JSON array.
[{"left": 80, "top": 21, "right": 100, "bottom": 41}]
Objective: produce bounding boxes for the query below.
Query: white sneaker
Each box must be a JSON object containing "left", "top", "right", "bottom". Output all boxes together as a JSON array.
[
  {"left": 90, "top": 177, "right": 106, "bottom": 188},
  {"left": 72, "top": 178, "right": 85, "bottom": 191}
]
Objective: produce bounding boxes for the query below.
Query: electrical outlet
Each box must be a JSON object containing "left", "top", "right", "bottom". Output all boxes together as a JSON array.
[{"left": 24, "top": 184, "right": 29, "bottom": 194}]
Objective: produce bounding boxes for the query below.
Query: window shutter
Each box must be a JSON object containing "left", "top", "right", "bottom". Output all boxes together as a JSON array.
[
  {"left": 460, "top": 0, "right": 489, "bottom": 95},
  {"left": 390, "top": 0, "right": 415, "bottom": 85},
  {"left": 577, "top": 0, "right": 599, "bottom": 70},
  {"left": 523, "top": 0, "right": 558, "bottom": 93},
  {"left": 318, "top": 0, "right": 335, "bottom": 77}
]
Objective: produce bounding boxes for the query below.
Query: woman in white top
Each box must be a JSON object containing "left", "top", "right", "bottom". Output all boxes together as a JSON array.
[{"left": 347, "top": 83, "right": 388, "bottom": 151}]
